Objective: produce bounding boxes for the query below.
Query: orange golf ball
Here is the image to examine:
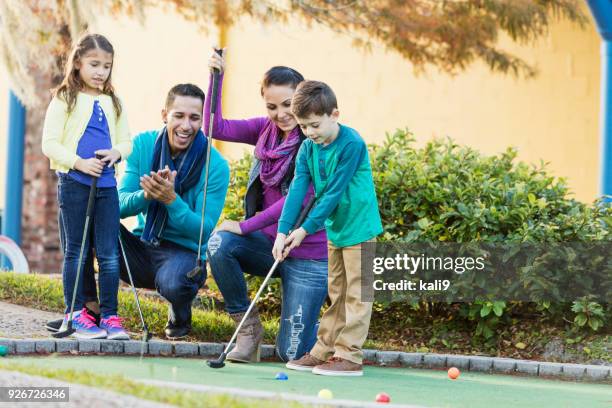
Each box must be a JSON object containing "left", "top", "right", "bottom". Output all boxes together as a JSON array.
[{"left": 448, "top": 367, "right": 460, "bottom": 380}]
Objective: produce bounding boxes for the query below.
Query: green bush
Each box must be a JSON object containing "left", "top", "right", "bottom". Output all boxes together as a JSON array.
[
  {"left": 220, "top": 153, "right": 252, "bottom": 222},
  {"left": 370, "top": 130, "right": 611, "bottom": 337},
  {"left": 221, "top": 129, "right": 611, "bottom": 338},
  {"left": 371, "top": 130, "right": 610, "bottom": 243}
]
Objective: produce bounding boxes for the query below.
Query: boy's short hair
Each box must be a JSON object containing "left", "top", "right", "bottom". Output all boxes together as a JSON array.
[
  {"left": 291, "top": 80, "right": 338, "bottom": 118},
  {"left": 165, "top": 83, "right": 205, "bottom": 109}
]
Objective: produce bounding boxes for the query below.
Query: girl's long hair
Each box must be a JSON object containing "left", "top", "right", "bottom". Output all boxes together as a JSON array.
[{"left": 53, "top": 33, "right": 122, "bottom": 116}]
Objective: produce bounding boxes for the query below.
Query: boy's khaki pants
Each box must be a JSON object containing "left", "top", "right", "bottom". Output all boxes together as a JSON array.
[{"left": 310, "top": 240, "right": 374, "bottom": 365}]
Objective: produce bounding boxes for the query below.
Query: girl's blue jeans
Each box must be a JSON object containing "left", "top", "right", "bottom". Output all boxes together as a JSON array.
[
  {"left": 57, "top": 173, "right": 120, "bottom": 318},
  {"left": 207, "top": 230, "right": 328, "bottom": 362}
]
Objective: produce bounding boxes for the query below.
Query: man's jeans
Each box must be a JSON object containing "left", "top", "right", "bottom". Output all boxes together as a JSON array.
[
  {"left": 57, "top": 173, "right": 120, "bottom": 318},
  {"left": 207, "top": 230, "right": 328, "bottom": 362},
  {"left": 118, "top": 225, "right": 204, "bottom": 326}
]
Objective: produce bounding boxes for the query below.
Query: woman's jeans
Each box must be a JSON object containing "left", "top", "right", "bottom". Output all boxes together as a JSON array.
[
  {"left": 207, "top": 230, "right": 328, "bottom": 362},
  {"left": 57, "top": 173, "right": 120, "bottom": 318}
]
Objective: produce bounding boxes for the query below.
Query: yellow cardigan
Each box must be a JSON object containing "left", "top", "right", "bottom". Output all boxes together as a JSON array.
[{"left": 42, "top": 92, "right": 132, "bottom": 172}]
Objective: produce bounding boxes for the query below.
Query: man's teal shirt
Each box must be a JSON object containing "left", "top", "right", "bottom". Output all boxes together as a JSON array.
[{"left": 118, "top": 130, "right": 230, "bottom": 260}]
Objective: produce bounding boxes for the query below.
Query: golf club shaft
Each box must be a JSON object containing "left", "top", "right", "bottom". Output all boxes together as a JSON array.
[
  {"left": 118, "top": 235, "right": 148, "bottom": 332},
  {"left": 195, "top": 112, "right": 214, "bottom": 261},
  {"left": 294, "top": 195, "right": 316, "bottom": 229},
  {"left": 67, "top": 176, "right": 98, "bottom": 324},
  {"left": 196, "top": 48, "right": 223, "bottom": 262},
  {"left": 220, "top": 196, "right": 316, "bottom": 355}
]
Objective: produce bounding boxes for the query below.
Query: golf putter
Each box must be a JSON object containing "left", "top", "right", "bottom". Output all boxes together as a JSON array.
[
  {"left": 118, "top": 235, "right": 152, "bottom": 348},
  {"left": 54, "top": 157, "right": 101, "bottom": 338},
  {"left": 187, "top": 47, "right": 224, "bottom": 281},
  {"left": 207, "top": 195, "right": 317, "bottom": 368}
]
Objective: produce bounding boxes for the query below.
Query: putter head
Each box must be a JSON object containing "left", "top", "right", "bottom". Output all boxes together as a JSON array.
[
  {"left": 52, "top": 321, "right": 74, "bottom": 338},
  {"left": 52, "top": 329, "right": 75, "bottom": 338},
  {"left": 186, "top": 264, "right": 202, "bottom": 279},
  {"left": 207, "top": 352, "right": 227, "bottom": 369}
]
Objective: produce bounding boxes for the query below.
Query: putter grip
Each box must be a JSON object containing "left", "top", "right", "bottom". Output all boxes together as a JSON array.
[
  {"left": 292, "top": 195, "right": 316, "bottom": 232},
  {"left": 210, "top": 48, "right": 223, "bottom": 114},
  {"left": 85, "top": 154, "right": 103, "bottom": 217},
  {"left": 86, "top": 176, "right": 98, "bottom": 217}
]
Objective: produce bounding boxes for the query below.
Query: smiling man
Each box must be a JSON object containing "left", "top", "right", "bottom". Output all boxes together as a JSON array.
[{"left": 118, "top": 84, "right": 229, "bottom": 339}]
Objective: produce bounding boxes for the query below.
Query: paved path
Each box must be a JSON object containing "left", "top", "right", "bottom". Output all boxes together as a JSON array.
[
  {"left": 0, "top": 369, "right": 172, "bottom": 407},
  {"left": 0, "top": 301, "right": 62, "bottom": 339}
]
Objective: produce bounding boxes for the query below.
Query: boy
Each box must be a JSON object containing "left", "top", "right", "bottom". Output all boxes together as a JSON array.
[{"left": 272, "top": 80, "right": 382, "bottom": 376}]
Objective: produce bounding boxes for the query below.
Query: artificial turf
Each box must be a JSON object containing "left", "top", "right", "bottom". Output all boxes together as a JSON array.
[{"left": 3, "top": 356, "right": 611, "bottom": 407}]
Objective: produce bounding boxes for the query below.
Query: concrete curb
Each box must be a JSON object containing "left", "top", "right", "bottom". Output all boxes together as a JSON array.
[
  {"left": 0, "top": 338, "right": 609, "bottom": 382},
  {"left": 364, "top": 349, "right": 610, "bottom": 382}
]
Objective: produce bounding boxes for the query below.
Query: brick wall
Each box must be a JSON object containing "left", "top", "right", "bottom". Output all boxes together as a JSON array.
[{"left": 20, "top": 75, "right": 62, "bottom": 274}]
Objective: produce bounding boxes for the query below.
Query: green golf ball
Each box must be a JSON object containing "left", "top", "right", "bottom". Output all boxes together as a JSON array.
[{"left": 0, "top": 345, "right": 8, "bottom": 356}]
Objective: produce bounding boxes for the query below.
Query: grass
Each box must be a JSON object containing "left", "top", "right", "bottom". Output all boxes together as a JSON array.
[
  {"left": 1, "top": 271, "right": 609, "bottom": 365},
  {"left": 0, "top": 361, "right": 306, "bottom": 408},
  {"left": 0, "top": 272, "right": 279, "bottom": 343}
]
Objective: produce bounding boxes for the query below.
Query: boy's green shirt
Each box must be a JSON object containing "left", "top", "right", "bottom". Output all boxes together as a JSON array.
[{"left": 278, "top": 124, "right": 383, "bottom": 247}]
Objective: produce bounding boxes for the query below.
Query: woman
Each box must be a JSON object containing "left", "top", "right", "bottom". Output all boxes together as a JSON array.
[{"left": 206, "top": 49, "right": 328, "bottom": 363}]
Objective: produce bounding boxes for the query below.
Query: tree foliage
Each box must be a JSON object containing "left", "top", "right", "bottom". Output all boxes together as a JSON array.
[
  {"left": 283, "top": 0, "right": 587, "bottom": 77},
  {"left": 0, "top": 0, "right": 586, "bottom": 106}
]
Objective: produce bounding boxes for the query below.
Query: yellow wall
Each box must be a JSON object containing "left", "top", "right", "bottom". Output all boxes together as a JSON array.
[
  {"left": 221, "top": 16, "right": 601, "bottom": 202},
  {"left": 0, "top": 8, "right": 603, "bottom": 207}
]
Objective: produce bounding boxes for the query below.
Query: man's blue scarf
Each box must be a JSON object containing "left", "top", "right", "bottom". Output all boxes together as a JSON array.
[{"left": 141, "top": 127, "right": 207, "bottom": 246}]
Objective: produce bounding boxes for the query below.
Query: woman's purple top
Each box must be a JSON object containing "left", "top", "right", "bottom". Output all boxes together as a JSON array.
[{"left": 205, "top": 73, "right": 328, "bottom": 260}]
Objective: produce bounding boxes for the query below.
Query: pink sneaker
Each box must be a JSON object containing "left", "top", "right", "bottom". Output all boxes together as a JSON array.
[
  {"left": 99, "top": 315, "right": 129, "bottom": 340},
  {"left": 59, "top": 308, "right": 107, "bottom": 339}
]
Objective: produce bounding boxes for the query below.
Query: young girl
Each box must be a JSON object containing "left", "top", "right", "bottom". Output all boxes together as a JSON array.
[{"left": 42, "top": 33, "right": 132, "bottom": 339}]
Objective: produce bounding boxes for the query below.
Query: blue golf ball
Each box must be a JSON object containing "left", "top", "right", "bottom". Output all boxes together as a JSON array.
[{"left": 275, "top": 372, "right": 288, "bottom": 380}]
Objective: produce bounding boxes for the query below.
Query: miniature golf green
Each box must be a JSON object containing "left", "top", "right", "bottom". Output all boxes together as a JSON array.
[{"left": 3, "top": 356, "right": 611, "bottom": 407}]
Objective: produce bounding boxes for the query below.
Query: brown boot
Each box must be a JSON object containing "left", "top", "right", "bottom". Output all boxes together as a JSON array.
[{"left": 226, "top": 307, "right": 264, "bottom": 363}]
